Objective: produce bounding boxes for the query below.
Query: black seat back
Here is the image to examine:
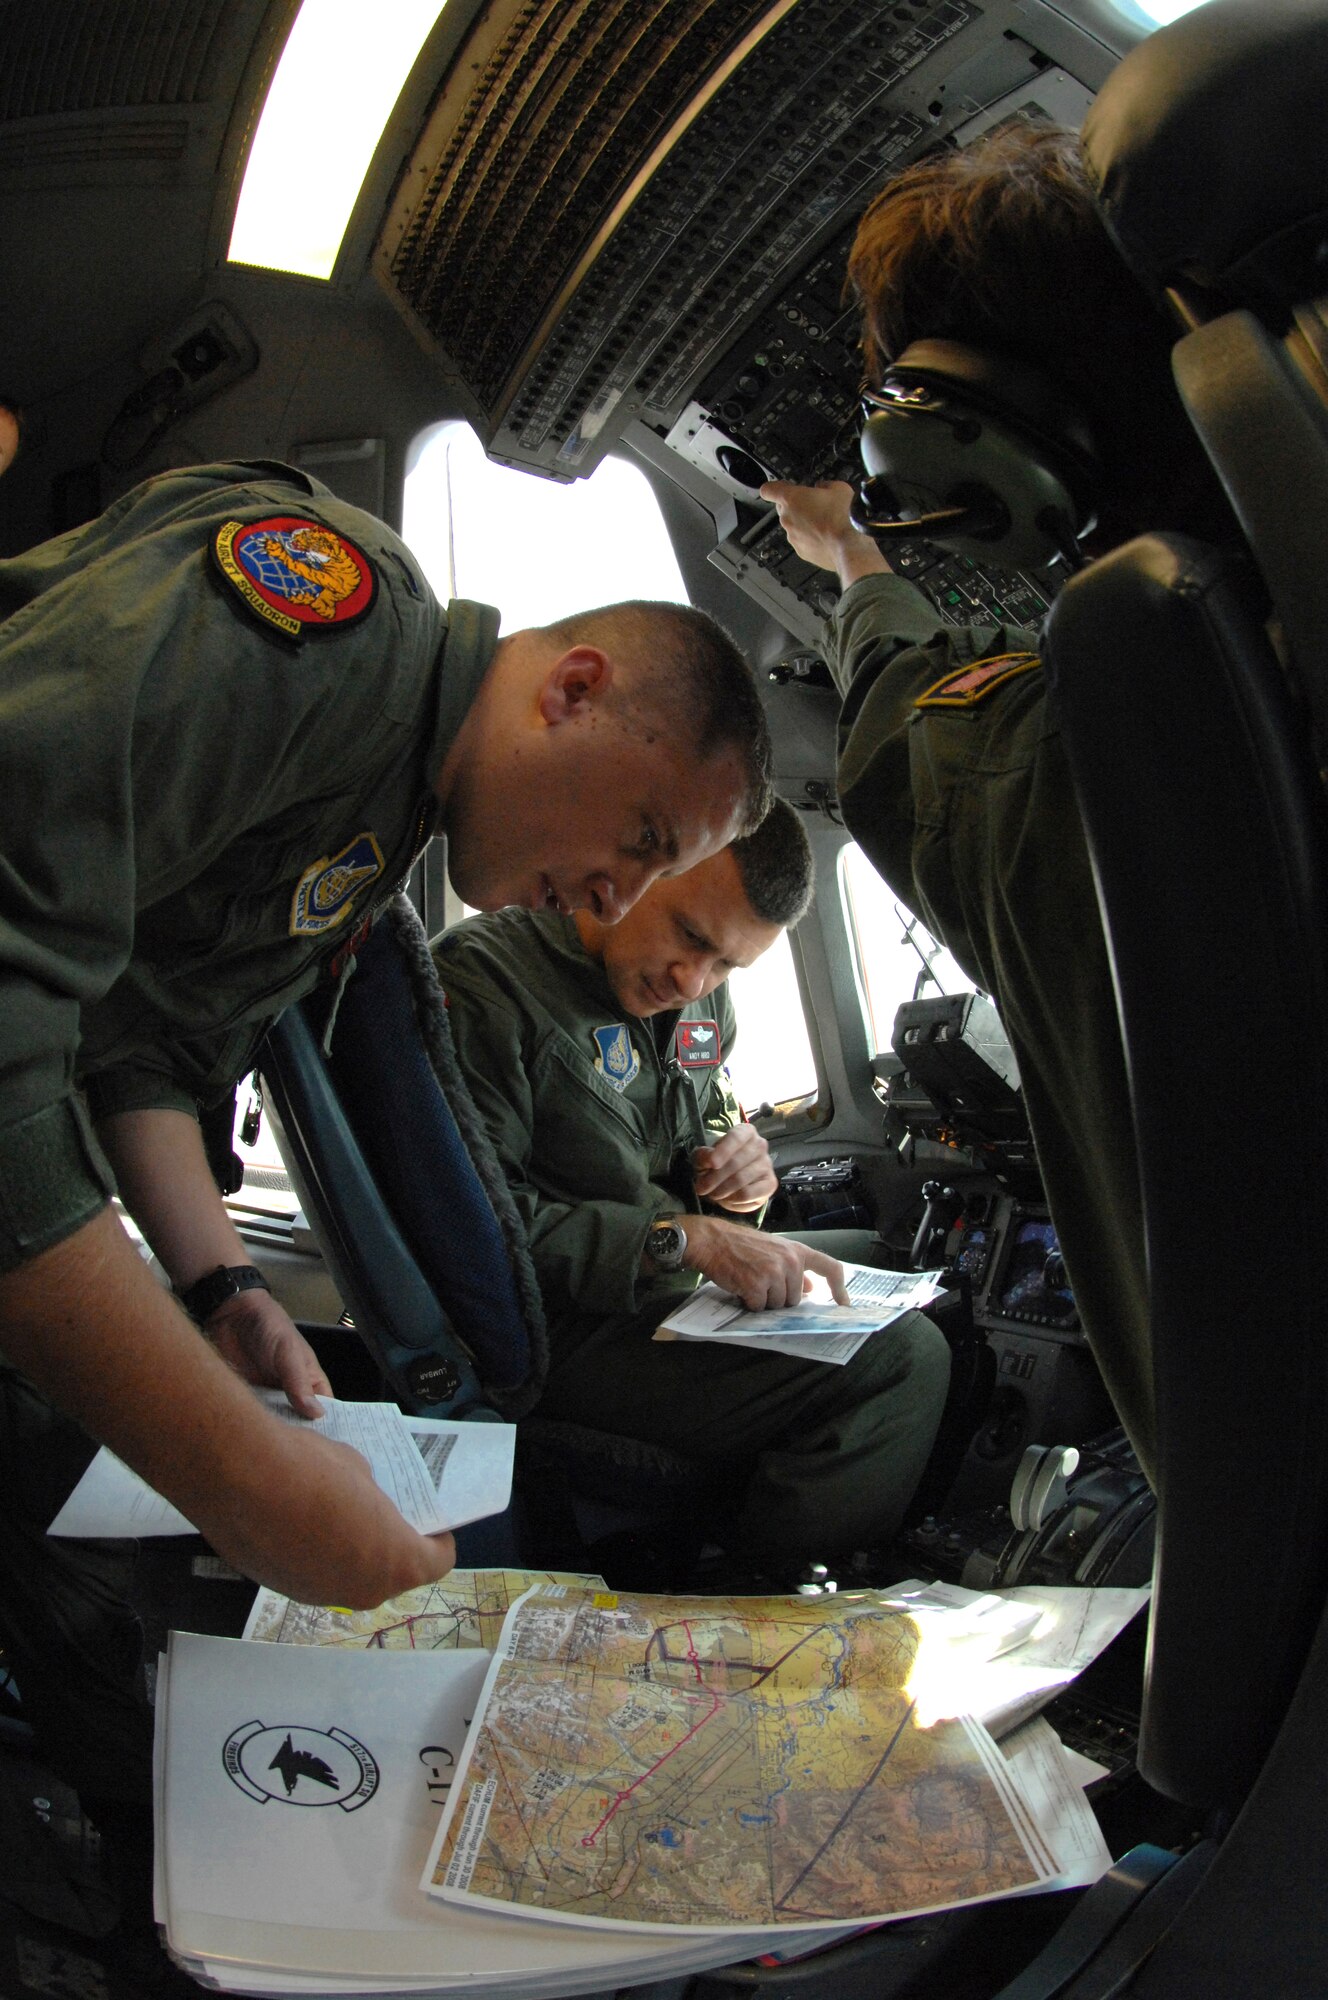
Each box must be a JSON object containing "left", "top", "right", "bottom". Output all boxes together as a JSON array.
[{"left": 1045, "top": 536, "right": 1328, "bottom": 1813}]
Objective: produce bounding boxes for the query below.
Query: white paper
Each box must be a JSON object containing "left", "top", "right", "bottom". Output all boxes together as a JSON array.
[
  {"left": 999, "top": 1717, "right": 1113, "bottom": 1887},
  {"left": 400, "top": 1417, "right": 516, "bottom": 1532},
  {"left": 156, "top": 1632, "right": 841, "bottom": 1991},
  {"left": 655, "top": 1263, "right": 946, "bottom": 1363},
  {"left": 257, "top": 1395, "right": 448, "bottom": 1534},
  {"left": 49, "top": 1397, "right": 513, "bottom": 1539},
  {"left": 880, "top": 1580, "right": 1151, "bottom": 1737},
  {"left": 48, "top": 1448, "right": 196, "bottom": 1537},
  {"left": 659, "top": 1323, "right": 875, "bottom": 1364}
]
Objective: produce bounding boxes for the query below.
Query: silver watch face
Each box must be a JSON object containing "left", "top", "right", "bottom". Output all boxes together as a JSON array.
[{"left": 648, "top": 1222, "right": 685, "bottom": 1268}]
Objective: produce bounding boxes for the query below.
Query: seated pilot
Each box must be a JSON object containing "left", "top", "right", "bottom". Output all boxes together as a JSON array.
[
  {"left": 763, "top": 122, "right": 1246, "bottom": 1491},
  {"left": 433, "top": 798, "right": 951, "bottom": 1579}
]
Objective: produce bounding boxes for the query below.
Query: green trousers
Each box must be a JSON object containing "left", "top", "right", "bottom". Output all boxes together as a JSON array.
[{"left": 536, "top": 1231, "right": 951, "bottom": 1565}]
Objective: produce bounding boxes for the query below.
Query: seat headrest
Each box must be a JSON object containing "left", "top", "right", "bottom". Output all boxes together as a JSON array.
[{"left": 1081, "top": 0, "right": 1328, "bottom": 317}]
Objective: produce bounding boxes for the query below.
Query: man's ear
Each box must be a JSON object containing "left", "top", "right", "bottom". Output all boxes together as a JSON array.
[{"left": 537, "top": 646, "right": 613, "bottom": 723}]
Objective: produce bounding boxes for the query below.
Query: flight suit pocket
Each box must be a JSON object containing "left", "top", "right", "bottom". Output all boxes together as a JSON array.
[{"left": 537, "top": 1041, "right": 659, "bottom": 1202}]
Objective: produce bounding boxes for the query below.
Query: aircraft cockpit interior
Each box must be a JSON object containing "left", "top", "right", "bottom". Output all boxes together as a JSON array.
[{"left": 3, "top": 0, "right": 1328, "bottom": 1993}]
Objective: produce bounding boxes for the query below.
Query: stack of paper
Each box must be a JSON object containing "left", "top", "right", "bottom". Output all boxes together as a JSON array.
[
  {"left": 154, "top": 1632, "right": 854, "bottom": 1995},
  {"left": 421, "top": 1584, "right": 1111, "bottom": 1935},
  {"left": 50, "top": 1393, "right": 515, "bottom": 1539},
  {"left": 154, "top": 1574, "right": 1142, "bottom": 1996}
]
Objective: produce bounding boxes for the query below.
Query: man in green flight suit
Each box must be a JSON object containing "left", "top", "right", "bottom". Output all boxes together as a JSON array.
[
  {"left": 435, "top": 799, "right": 951, "bottom": 1575},
  {"left": 762, "top": 123, "right": 1245, "bottom": 1489},
  {"left": 0, "top": 457, "right": 772, "bottom": 1826}
]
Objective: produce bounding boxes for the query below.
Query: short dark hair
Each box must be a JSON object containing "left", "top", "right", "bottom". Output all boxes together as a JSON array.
[
  {"left": 847, "top": 122, "right": 1233, "bottom": 544},
  {"left": 541, "top": 600, "right": 773, "bottom": 833},
  {"left": 730, "top": 797, "right": 814, "bottom": 929}
]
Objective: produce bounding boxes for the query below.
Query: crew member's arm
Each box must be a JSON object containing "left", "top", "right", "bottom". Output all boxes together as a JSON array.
[
  {"left": 0, "top": 1207, "right": 455, "bottom": 1606},
  {"left": 96, "top": 1107, "right": 330, "bottom": 1418},
  {"left": 654, "top": 1210, "right": 851, "bottom": 1310},
  {"left": 759, "top": 478, "right": 893, "bottom": 588},
  {"left": 760, "top": 479, "right": 953, "bottom": 709}
]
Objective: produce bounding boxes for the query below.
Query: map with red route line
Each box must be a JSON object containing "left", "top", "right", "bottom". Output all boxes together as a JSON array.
[{"left": 425, "top": 1588, "right": 1053, "bottom": 1931}]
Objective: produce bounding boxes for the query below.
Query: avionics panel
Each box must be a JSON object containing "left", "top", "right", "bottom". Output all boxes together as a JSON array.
[{"left": 377, "top": 0, "right": 1132, "bottom": 497}]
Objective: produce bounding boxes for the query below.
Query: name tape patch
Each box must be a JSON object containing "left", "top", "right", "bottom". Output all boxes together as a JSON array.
[
  {"left": 675, "top": 1019, "right": 721, "bottom": 1069},
  {"left": 213, "top": 516, "right": 378, "bottom": 637}
]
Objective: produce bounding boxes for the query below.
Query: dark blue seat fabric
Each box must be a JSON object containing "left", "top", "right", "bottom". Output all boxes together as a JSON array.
[
  {"left": 261, "top": 896, "right": 547, "bottom": 1419},
  {"left": 319, "top": 899, "right": 545, "bottom": 1406}
]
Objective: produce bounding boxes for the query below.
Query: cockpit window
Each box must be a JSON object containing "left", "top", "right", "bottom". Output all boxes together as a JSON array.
[
  {"left": 724, "top": 933, "right": 818, "bottom": 1115},
  {"left": 1125, "top": 0, "right": 1213, "bottom": 21},
  {"left": 839, "top": 842, "right": 974, "bottom": 1058},
  {"left": 403, "top": 422, "right": 687, "bottom": 624}
]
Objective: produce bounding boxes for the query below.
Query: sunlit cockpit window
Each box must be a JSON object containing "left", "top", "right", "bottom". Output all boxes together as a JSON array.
[
  {"left": 1129, "top": 0, "right": 1214, "bottom": 21},
  {"left": 228, "top": 0, "right": 446, "bottom": 279},
  {"left": 403, "top": 421, "right": 688, "bottom": 629}
]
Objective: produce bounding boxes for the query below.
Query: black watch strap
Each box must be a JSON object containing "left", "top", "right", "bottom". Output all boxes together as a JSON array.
[{"left": 178, "top": 1263, "right": 271, "bottom": 1324}]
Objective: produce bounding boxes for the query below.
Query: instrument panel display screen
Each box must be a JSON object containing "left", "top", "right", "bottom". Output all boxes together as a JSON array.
[{"left": 998, "top": 1217, "right": 1076, "bottom": 1327}]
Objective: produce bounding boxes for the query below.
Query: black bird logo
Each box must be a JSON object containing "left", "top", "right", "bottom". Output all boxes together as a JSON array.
[{"left": 268, "top": 1733, "right": 339, "bottom": 1797}]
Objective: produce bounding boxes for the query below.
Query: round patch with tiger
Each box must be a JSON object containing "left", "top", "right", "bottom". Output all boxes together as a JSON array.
[{"left": 212, "top": 515, "right": 378, "bottom": 637}]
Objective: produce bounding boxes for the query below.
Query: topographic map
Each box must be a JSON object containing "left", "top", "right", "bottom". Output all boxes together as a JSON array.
[
  {"left": 425, "top": 1588, "right": 1055, "bottom": 1930},
  {"left": 243, "top": 1570, "right": 604, "bottom": 1652}
]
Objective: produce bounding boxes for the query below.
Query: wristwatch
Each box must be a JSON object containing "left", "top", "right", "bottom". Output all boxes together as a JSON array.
[
  {"left": 644, "top": 1219, "right": 688, "bottom": 1272},
  {"left": 178, "top": 1263, "right": 272, "bottom": 1325}
]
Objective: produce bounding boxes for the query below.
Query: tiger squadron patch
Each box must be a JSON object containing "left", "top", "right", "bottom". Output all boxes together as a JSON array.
[{"left": 213, "top": 516, "right": 378, "bottom": 637}]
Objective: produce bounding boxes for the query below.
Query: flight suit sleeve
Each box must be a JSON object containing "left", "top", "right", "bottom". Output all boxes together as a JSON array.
[
  {"left": 0, "top": 477, "right": 431, "bottom": 1270},
  {"left": 439, "top": 965, "right": 682, "bottom": 1321},
  {"left": 829, "top": 571, "right": 1045, "bottom": 987}
]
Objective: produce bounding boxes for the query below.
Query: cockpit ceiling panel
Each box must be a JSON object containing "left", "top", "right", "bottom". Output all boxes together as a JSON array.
[
  {"left": 0, "top": 0, "right": 233, "bottom": 121},
  {"left": 378, "top": 0, "right": 1018, "bottom": 480}
]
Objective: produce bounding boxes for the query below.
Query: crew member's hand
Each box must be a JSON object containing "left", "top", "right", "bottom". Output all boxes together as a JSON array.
[
  {"left": 206, "top": 1287, "right": 332, "bottom": 1420},
  {"left": 190, "top": 1417, "right": 458, "bottom": 1609},
  {"left": 680, "top": 1213, "right": 849, "bottom": 1310},
  {"left": 0, "top": 1207, "right": 457, "bottom": 1614},
  {"left": 692, "top": 1124, "right": 779, "bottom": 1212},
  {"left": 759, "top": 479, "right": 891, "bottom": 586}
]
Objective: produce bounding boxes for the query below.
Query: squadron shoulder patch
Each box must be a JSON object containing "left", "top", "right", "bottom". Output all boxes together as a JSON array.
[
  {"left": 675, "top": 1019, "right": 721, "bottom": 1069},
  {"left": 290, "top": 833, "right": 384, "bottom": 936},
  {"left": 915, "top": 651, "right": 1041, "bottom": 710},
  {"left": 592, "top": 1024, "right": 641, "bottom": 1093},
  {"left": 212, "top": 516, "right": 378, "bottom": 637}
]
